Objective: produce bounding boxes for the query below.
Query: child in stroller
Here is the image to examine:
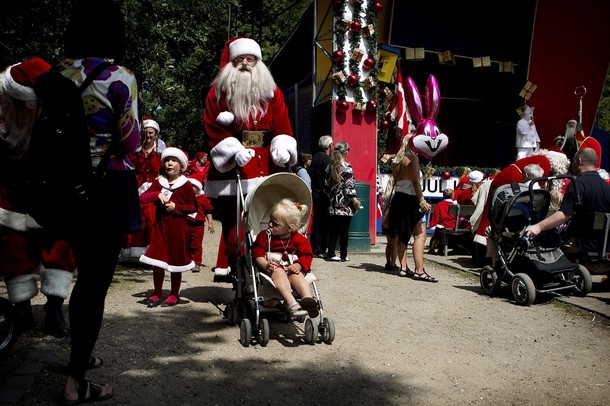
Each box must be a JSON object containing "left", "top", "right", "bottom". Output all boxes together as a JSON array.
[
  {"left": 224, "top": 172, "right": 335, "bottom": 346},
  {"left": 251, "top": 198, "right": 319, "bottom": 319}
]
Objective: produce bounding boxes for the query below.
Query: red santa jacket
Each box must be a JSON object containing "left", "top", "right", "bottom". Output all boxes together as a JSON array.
[
  {"left": 203, "top": 86, "right": 296, "bottom": 197},
  {"left": 429, "top": 199, "right": 457, "bottom": 229}
]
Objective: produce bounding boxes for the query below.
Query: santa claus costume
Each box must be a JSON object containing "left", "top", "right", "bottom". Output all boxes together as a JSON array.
[
  {"left": 186, "top": 173, "right": 215, "bottom": 272},
  {"left": 139, "top": 147, "right": 197, "bottom": 307},
  {"left": 0, "top": 58, "right": 75, "bottom": 337},
  {"left": 121, "top": 118, "right": 163, "bottom": 260},
  {"left": 203, "top": 37, "right": 296, "bottom": 275}
]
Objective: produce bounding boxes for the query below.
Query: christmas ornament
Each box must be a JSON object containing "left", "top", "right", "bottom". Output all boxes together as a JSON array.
[
  {"left": 347, "top": 73, "right": 359, "bottom": 87},
  {"left": 337, "top": 100, "right": 350, "bottom": 111},
  {"left": 363, "top": 57, "right": 375, "bottom": 70},
  {"left": 334, "top": 0, "right": 345, "bottom": 5},
  {"left": 349, "top": 21, "right": 362, "bottom": 33},
  {"left": 332, "top": 50, "right": 345, "bottom": 63},
  {"left": 373, "top": 2, "right": 383, "bottom": 12},
  {"left": 441, "top": 171, "right": 451, "bottom": 180},
  {"left": 381, "top": 120, "right": 390, "bottom": 129},
  {"left": 366, "top": 99, "right": 378, "bottom": 111}
]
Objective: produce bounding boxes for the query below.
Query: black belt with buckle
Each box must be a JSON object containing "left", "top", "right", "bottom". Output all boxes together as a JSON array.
[{"left": 237, "top": 130, "right": 272, "bottom": 148}]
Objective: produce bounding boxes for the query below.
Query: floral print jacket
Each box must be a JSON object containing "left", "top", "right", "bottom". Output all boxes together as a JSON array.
[{"left": 325, "top": 161, "right": 357, "bottom": 216}]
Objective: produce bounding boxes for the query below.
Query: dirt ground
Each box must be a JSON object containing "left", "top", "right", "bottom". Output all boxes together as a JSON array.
[{"left": 2, "top": 220, "right": 610, "bottom": 405}]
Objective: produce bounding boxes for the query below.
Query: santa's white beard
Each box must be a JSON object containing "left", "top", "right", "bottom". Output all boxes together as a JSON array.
[{"left": 214, "top": 61, "right": 277, "bottom": 126}]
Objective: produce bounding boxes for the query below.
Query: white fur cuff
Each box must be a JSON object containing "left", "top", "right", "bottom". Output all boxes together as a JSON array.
[
  {"left": 6, "top": 273, "right": 39, "bottom": 303},
  {"left": 211, "top": 137, "right": 246, "bottom": 173},
  {"left": 40, "top": 268, "right": 73, "bottom": 299},
  {"left": 270, "top": 134, "right": 297, "bottom": 167}
]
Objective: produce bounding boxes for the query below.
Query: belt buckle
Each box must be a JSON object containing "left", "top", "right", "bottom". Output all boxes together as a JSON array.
[{"left": 242, "top": 131, "right": 264, "bottom": 148}]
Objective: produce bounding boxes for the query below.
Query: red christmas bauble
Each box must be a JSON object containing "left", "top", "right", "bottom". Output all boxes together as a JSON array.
[
  {"left": 336, "top": 100, "right": 350, "bottom": 111},
  {"left": 332, "top": 50, "right": 344, "bottom": 63},
  {"left": 349, "top": 21, "right": 362, "bottom": 33},
  {"left": 441, "top": 171, "right": 451, "bottom": 180},
  {"left": 366, "top": 100, "right": 378, "bottom": 111},
  {"left": 362, "top": 57, "right": 375, "bottom": 70},
  {"left": 381, "top": 119, "right": 390, "bottom": 129},
  {"left": 334, "top": 0, "right": 344, "bottom": 5},
  {"left": 347, "top": 73, "right": 359, "bottom": 87},
  {"left": 373, "top": 2, "right": 383, "bottom": 12}
]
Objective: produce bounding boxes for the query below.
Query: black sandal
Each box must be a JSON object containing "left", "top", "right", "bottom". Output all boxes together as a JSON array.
[
  {"left": 87, "top": 356, "right": 103, "bottom": 370},
  {"left": 412, "top": 270, "right": 438, "bottom": 283},
  {"left": 60, "top": 379, "right": 114, "bottom": 405},
  {"left": 398, "top": 268, "right": 414, "bottom": 278}
]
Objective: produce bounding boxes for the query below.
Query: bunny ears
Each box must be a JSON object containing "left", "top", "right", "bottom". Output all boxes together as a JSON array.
[{"left": 403, "top": 74, "right": 449, "bottom": 160}]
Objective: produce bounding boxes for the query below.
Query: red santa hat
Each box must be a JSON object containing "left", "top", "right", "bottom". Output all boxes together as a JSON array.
[
  {"left": 161, "top": 147, "right": 188, "bottom": 172},
  {"left": 219, "top": 37, "right": 262, "bottom": 69},
  {"left": 2, "top": 57, "right": 51, "bottom": 101},
  {"left": 142, "top": 118, "right": 160, "bottom": 133},
  {"left": 578, "top": 136, "right": 602, "bottom": 169},
  {"left": 188, "top": 173, "right": 204, "bottom": 195}
]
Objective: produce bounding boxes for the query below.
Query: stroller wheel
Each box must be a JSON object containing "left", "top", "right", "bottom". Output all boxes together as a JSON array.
[
  {"left": 304, "top": 318, "right": 318, "bottom": 345},
  {"left": 320, "top": 317, "right": 336, "bottom": 344},
  {"left": 480, "top": 266, "right": 501, "bottom": 296},
  {"left": 570, "top": 265, "right": 593, "bottom": 297},
  {"left": 258, "top": 318, "right": 270, "bottom": 347},
  {"left": 511, "top": 273, "right": 536, "bottom": 306},
  {"left": 0, "top": 297, "right": 17, "bottom": 355},
  {"left": 239, "top": 318, "right": 252, "bottom": 347},
  {"left": 225, "top": 301, "right": 239, "bottom": 326}
]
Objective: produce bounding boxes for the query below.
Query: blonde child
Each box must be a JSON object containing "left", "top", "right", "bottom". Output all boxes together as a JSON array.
[
  {"left": 139, "top": 148, "right": 197, "bottom": 307},
  {"left": 251, "top": 198, "right": 319, "bottom": 318},
  {"left": 187, "top": 175, "right": 215, "bottom": 272}
]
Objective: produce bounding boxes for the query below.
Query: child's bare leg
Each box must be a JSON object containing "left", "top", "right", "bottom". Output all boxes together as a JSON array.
[
  {"left": 289, "top": 273, "right": 312, "bottom": 299},
  {"left": 269, "top": 268, "right": 297, "bottom": 306}
]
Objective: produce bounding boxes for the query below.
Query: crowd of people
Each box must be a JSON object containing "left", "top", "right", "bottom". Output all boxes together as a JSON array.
[{"left": 1, "top": 0, "right": 609, "bottom": 404}]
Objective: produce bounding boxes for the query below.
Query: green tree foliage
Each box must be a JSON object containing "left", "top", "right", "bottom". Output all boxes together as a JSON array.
[
  {"left": 1, "top": 0, "right": 311, "bottom": 156},
  {"left": 598, "top": 71, "right": 610, "bottom": 132}
]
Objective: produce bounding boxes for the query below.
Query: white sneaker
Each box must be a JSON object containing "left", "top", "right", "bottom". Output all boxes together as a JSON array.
[
  {"left": 329, "top": 256, "right": 341, "bottom": 261},
  {"left": 341, "top": 257, "right": 350, "bottom": 262}
]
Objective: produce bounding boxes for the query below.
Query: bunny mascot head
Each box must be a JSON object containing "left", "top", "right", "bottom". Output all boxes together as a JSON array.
[{"left": 404, "top": 74, "right": 449, "bottom": 160}]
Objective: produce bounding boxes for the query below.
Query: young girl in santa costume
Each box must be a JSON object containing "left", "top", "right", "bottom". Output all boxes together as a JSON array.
[
  {"left": 139, "top": 147, "right": 197, "bottom": 307},
  {"left": 251, "top": 198, "right": 319, "bottom": 318},
  {"left": 186, "top": 174, "right": 215, "bottom": 272}
]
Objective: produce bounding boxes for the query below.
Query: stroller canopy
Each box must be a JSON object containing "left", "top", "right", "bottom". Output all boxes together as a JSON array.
[{"left": 244, "top": 173, "right": 312, "bottom": 236}]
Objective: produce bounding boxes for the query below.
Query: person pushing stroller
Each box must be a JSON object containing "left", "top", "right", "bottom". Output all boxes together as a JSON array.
[{"left": 251, "top": 198, "right": 319, "bottom": 318}]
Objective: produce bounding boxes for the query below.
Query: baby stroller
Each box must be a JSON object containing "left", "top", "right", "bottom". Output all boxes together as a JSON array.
[
  {"left": 479, "top": 176, "right": 592, "bottom": 305},
  {"left": 223, "top": 172, "right": 335, "bottom": 346},
  {"left": 0, "top": 295, "right": 17, "bottom": 354}
]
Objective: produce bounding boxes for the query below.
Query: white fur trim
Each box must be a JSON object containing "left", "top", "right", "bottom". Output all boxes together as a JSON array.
[
  {"left": 270, "top": 134, "right": 297, "bottom": 166},
  {"left": 6, "top": 273, "right": 39, "bottom": 303},
  {"left": 142, "top": 119, "right": 160, "bottom": 133},
  {"left": 214, "top": 267, "right": 231, "bottom": 276},
  {"left": 229, "top": 38, "right": 262, "bottom": 61},
  {"left": 139, "top": 255, "right": 195, "bottom": 272},
  {"left": 216, "top": 111, "right": 235, "bottom": 126},
  {"left": 161, "top": 147, "right": 188, "bottom": 172},
  {"left": 120, "top": 246, "right": 148, "bottom": 259},
  {"left": 3, "top": 65, "right": 37, "bottom": 101},
  {"left": 40, "top": 268, "right": 73, "bottom": 299},
  {"left": 0, "top": 207, "right": 43, "bottom": 231},
  {"left": 158, "top": 175, "right": 189, "bottom": 190},
  {"left": 210, "top": 137, "right": 246, "bottom": 173},
  {"left": 138, "top": 182, "right": 152, "bottom": 195},
  {"left": 204, "top": 176, "right": 264, "bottom": 197}
]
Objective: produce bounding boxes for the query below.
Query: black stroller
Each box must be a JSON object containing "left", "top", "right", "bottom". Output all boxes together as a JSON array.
[
  {"left": 480, "top": 177, "right": 592, "bottom": 305},
  {"left": 223, "top": 172, "right": 335, "bottom": 346},
  {"left": 0, "top": 295, "right": 16, "bottom": 354}
]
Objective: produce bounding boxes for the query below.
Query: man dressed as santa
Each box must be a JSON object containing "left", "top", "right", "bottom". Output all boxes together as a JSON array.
[
  {"left": 0, "top": 58, "right": 75, "bottom": 338},
  {"left": 203, "top": 37, "right": 296, "bottom": 275}
]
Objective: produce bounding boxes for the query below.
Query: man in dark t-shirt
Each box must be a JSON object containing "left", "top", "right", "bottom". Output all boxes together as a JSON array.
[{"left": 309, "top": 135, "right": 333, "bottom": 256}]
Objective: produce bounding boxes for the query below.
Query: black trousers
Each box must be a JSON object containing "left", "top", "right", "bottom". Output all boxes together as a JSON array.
[{"left": 327, "top": 215, "right": 353, "bottom": 259}]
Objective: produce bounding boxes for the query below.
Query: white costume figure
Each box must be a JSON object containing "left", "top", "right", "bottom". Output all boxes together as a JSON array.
[{"left": 516, "top": 105, "right": 540, "bottom": 159}]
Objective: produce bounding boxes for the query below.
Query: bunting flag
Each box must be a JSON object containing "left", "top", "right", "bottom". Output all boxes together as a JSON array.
[{"left": 389, "top": 63, "right": 410, "bottom": 138}]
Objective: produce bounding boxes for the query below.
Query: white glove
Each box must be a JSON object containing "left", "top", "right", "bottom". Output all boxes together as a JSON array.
[
  {"left": 271, "top": 148, "right": 290, "bottom": 165},
  {"left": 235, "top": 148, "right": 255, "bottom": 167}
]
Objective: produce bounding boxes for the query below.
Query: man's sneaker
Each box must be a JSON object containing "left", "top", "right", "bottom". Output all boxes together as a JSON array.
[
  {"left": 341, "top": 257, "right": 350, "bottom": 262},
  {"left": 328, "top": 256, "right": 341, "bottom": 261}
]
